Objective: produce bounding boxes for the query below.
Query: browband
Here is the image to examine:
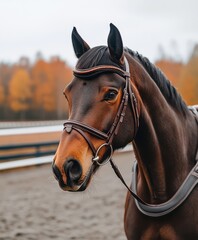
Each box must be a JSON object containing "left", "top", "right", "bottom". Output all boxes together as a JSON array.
[{"left": 73, "top": 64, "right": 130, "bottom": 79}]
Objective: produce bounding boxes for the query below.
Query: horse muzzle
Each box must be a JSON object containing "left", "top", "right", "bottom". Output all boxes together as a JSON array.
[{"left": 52, "top": 158, "right": 96, "bottom": 192}]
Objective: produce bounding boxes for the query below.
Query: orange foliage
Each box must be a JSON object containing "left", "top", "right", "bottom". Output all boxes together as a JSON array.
[
  {"left": 0, "top": 79, "right": 5, "bottom": 105},
  {"left": 0, "top": 56, "right": 73, "bottom": 120},
  {"left": 155, "top": 60, "right": 183, "bottom": 88},
  {"left": 179, "top": 48, "right": 198, "bottom": 105},
  {"left": 49, "top": 57, "right": 73, "bottom": 118},
  {"left": 32, "top": 57, "right": 72, "bottom": 115},
  {"left": 32, "top": 59, "right": 55, "bottom": 112},
  {"left": 0, "top": 46, "right": 197, "bottom": 120},
  {"left": 155, "top": 45, "right": 198, "bottom": 105},
  {"left": 9, "top": 68, "right": 32, "bottom": 112}
]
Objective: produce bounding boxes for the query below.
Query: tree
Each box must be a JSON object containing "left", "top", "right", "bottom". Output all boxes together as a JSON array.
[
  {"left": 8, "top": 68, "right": 32, "bottom": 119},
  {"left": 179, "top": 45, "right": 198, "bottom": 105},
  {"left": 0, "top": 78, "right": 5, "bottom": 119},
  {"left": 155, "top": 60, "right": 183, "bottom": 89},
  {"left": 0, "top": 79, "right": 5, "bottom": 105},
  {"left": 32, "top": 57, "right": 72, "bottom": 119},
  {"left": 31, "top": 59, "right": 56, "bottom": 118},
  {"left": 49, "top": 57, "right": 72, "bottom": 119}
]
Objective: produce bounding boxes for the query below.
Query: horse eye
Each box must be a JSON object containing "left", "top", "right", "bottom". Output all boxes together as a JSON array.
[{"left": 104, "top": 90, "right": 118, "bottom": 101}]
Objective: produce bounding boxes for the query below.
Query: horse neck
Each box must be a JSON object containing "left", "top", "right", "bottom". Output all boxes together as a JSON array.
[{"left": 130, "top": 61, "right": 197, "bottom": 203}]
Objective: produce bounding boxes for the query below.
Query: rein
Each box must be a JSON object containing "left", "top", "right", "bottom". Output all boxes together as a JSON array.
[{"left": 63, "top": 57, "right": 198, "bottom": 217}]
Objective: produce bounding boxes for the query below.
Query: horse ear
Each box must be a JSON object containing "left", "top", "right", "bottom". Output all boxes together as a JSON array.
[
  {"left": 71, "top": 27, "right": 90, "bottom": 58},
  {"left": 107, "top": 23, "right": 124, "bottom": 64}
]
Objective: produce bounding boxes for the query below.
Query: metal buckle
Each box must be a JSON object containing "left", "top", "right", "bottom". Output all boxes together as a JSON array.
[
  {"left": 92, "top": 143, "right": 113, "bottom": 166},
  {"left": 65, "top": 124, "right": 73, "bottom": 133}
]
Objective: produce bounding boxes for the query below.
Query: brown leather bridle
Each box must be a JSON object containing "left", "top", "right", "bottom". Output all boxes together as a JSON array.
[
  {"left": 63, "top": 57, "right": 139, "bottom": 166},
  {"left": 62, "top": 56, "right": 198, "bottom": 216}
]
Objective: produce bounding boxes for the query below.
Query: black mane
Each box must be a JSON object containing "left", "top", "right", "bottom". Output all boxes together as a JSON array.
[{"left": 126, "top": 48, "right": 188, "bottom": 115}]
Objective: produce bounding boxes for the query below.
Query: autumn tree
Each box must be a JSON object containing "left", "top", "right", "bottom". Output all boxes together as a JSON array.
[
  {"left": 31, "top": 57, "right": 72, "bottom": 119},
  {"left": 31, "top": 59, "right": 56, "bottom": 119},
  {"left": 49, "top": 57, "right": 72, "bottom": 119},
  {"left": 0, "top": 79, "right": 5, "bottom": 105},
  {"left": 155, "top": 60, "right": 183, "bottom": 89},
  {"left": 8, "top": 68, "right": 32, "bottom": 119},
  {"left": 0, "top": 64, "right": 12, "bottom": 90},
  {"left": 179, "top": 45, "right": 198, "bottom": 105},
  {"left": 0, "top": 55, "right": 74, "bottom": 120},
  {"left": 0, "top": 78, "right": 5, "bottom": 119}
]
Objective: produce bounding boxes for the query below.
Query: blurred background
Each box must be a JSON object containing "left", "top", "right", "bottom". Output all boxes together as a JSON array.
[
  {"left": 0, "top": 1, "right": 198, "bottom": 239},
  {"left": 0, "top": 0, "right": 198, "bottom": 121}
]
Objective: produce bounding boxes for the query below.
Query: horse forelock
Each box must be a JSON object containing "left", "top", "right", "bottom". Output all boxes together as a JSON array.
[{"left": 76, "top": 46, "right": 123, "bottom": 70}]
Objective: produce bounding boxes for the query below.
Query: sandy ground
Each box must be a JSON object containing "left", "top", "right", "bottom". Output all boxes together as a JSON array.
[{"left": 0, "top": 151, "right": 135, "bottom": 240}]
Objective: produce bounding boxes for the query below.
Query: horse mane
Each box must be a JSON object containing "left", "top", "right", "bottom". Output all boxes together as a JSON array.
[
  {"left": 126, "top": 48, "right": 188, "bottom": 115},
  {"left": 76, "top": 45, "right": 188, "bottom": 115}
]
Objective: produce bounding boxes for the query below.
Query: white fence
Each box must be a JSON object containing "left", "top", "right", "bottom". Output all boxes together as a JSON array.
[
  {"left": 0, "top": 124, "right": 133, "bottom": 171},
  {"left": 0, "top": 125, "right": 63, "bottom": 136},
  {"left": 0, "top": 120, "right": 65, "bottom": 129},
  {"left": 0, "top": 142, "right": 132, "bottom": 171}
]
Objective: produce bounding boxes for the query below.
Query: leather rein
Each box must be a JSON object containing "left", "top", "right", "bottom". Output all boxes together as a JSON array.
[{"left": 63, "top": 57, "right": 198, "bottom": 217}]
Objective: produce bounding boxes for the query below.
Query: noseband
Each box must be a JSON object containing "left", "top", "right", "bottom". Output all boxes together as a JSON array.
[{"left": 64, "top": 57, "right": 139, "bottom": 165}]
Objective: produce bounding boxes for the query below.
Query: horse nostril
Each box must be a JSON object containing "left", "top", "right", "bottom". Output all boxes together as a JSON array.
[
  {"left": 64, "top": 159, "right": 82, "bottom": 186},
  {"left": 52, "top": 162, "right": 62, "bottom": 181}
]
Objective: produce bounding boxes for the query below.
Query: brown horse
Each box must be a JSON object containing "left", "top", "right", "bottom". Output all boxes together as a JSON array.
[{"left": 52, "top": 24, "right": 198, "bottom": 239}]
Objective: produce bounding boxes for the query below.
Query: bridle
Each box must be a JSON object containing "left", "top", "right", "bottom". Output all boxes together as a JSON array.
[
  {"left": 63, "top": 56, "right": 198, "bottom": 217},
  {"left": 64, "top": 57, "right": 139, "bottom": 166},
  {"left": 63, "top": 56, "right": 148, "bottom": 205}
]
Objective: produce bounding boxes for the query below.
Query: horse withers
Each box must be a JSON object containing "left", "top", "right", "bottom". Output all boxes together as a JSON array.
[{"left": 52, "top": 24, "right": 198, "bottom": 239}]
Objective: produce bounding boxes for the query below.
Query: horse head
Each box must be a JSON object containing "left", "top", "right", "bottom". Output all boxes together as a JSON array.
[
  {"left": 52, "top": 23, "right": 198, "bottom": 239},
  {"left": 52, "top": 24, "right": 138, "bottom": 191}
]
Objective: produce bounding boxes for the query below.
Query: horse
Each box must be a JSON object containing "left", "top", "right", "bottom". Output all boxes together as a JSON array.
[{"left": 52, "top": 24, "right": 198, "bottom": 239}]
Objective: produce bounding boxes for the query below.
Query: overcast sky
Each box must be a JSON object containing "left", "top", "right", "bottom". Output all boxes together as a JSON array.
[{"left": 0, "top": 0, "right": 198, "bottom": 66}]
